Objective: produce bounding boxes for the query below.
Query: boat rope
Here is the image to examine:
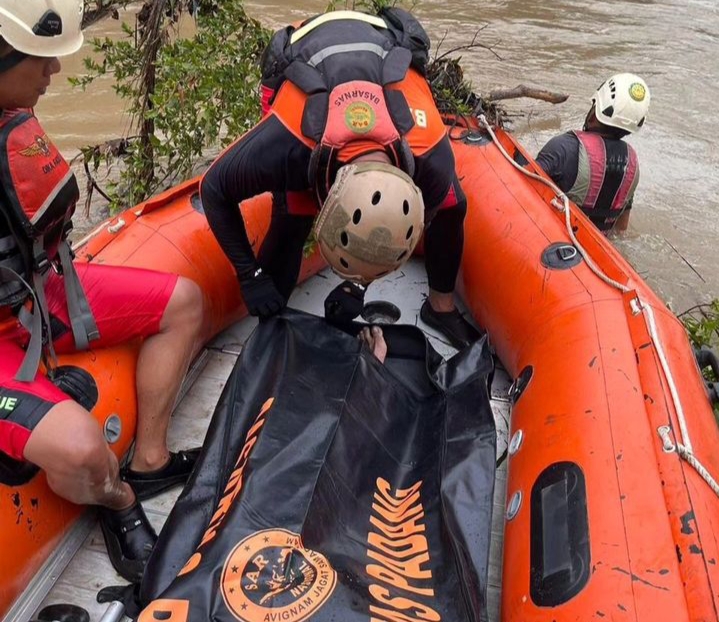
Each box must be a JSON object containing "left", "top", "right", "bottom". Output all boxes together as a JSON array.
[
  {"left": 678, "top": 446, "right": 719, "bottom": 495},
  {"left": 476, "top": 115, "right": 630, "bottom": 293},
  {"left": 659, "top": 426, "right": 719, "bottom": 496},
  {"left": 642, "top": 301, "right": 694, "bottom": 454},
  {"left": 476, "top": 114, "right": 719, "bottom": 499}
]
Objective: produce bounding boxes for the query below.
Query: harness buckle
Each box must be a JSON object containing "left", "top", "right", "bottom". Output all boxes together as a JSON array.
[{"left": 33, "top": 251, "right": 51, "bottom": 275}]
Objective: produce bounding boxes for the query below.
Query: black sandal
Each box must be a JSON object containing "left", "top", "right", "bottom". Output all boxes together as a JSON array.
[
  {"left": 420, "top": 300, "right": 484, "bottom": 349},
  {"left": 98, "top": 501, "right": 157, "bottom": 583},
  {"left": 122, "top": 448, "right": 201, "bottom": 501}
]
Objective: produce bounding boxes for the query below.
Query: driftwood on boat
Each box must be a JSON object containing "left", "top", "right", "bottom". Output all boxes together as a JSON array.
[{"left": 486, "top": 85, "right": 569, "bottom": 104}]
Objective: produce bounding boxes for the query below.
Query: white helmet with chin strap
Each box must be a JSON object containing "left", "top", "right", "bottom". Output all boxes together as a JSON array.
[
  {"left": 592, "top": 73, "right": 650, "bottom": 134},
  {"left": 0, "top": 0, "right": 83, "bottom": 59}
]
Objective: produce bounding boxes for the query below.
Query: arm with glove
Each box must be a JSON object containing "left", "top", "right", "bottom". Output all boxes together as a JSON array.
[
  {"left": 199, "top": 176, "right": 285, "bottom": 318},
  {"left": 234, "top": 266, "right": 285, "bottom": 319},
  {"left": 199, "top": 118, "right": 313, "bottom": 319},
  {"left": 324, "top": 280, "right": 367, "bottom": 325}
]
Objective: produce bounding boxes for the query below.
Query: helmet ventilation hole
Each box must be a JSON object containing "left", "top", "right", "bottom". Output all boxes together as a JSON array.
[
  {"left": 352, "top": 209, "right": 362, "bottom": 225},
  {"left": 372, "top": 191, "right": 382, "bottom": 205},
  {"left": 340, "top": 257, "right": 349, "bottom": 269},
  {"left": 406, "top": 226, "right": 414, "bottom": 240},
  {"left": 403, "top": 200, "right": 410, "bottom": 215},
  {"left": 340, "top": 232, "right": 349, "bottom": 247},
  {"left": 602, "top": 106, "right": 614, "bottom": 118}
]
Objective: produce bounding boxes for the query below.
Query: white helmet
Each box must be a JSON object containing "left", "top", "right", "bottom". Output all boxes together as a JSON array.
[
  {"left": 0, "top": 0, "right": 84, "bottom": 58},
  {"left": 592, "top": 73, "right": 650, "bottom": 134},
  {"left": 314, "top": 161, "right": 425, "bottom": 285}
]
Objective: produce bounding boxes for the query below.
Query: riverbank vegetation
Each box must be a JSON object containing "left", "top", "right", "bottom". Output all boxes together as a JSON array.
[
  {"left": 681, "top": 302, "right": 719, "bottom": 416},
  {"left": 75, "top": 0, "right": 269, "bottom": 211}
]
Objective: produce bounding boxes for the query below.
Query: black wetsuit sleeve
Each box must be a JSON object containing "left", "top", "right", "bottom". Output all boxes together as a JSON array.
[
  {"left": 535, "top": 132, "right": 580, "bottom": 192},
  {"left": 199, "top": 115, "right": 312, "bottom": 278}
]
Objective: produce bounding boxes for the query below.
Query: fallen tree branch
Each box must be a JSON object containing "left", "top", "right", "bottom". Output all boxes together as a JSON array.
[
  {"left": 82, "top": 1, "right": 125, "bottom": 28},
  {"left": 433, "top": 25, "right": 503, "bottom": 63},
  {"left": 70, "top": 137, "right": 135, "bottom": 215},
  {"left": 486, "top": 85, "right": 569, "bottom": 104}
]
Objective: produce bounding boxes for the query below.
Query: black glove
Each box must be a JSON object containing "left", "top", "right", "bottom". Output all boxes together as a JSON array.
[
  {"left": 238, "top": 267, "right": 286, "bottom": 318},
  {"left": 324, "top": 280, "right": 366, "bottom": 325}
]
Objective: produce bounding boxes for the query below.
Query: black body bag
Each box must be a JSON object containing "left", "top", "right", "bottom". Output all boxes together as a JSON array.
[{"left": 138, "top": 310, "right": 496, "bottom": 622}]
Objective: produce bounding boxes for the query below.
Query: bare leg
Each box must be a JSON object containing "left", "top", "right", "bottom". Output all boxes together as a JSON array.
[
  {"left": 23, "top": 400, "right": 134, "bottom": 510},
  {"left": 358, "top": 326, "right": 388, "bottom": 364},
  {"left": 130, "top": 277, "right": 203, "bottom": 472},
  {"left": 427, "top": 289, "right": 457, "bottom": 312},
  {"left": 24, "top": 399, "right": 158, "bottom": 581}
]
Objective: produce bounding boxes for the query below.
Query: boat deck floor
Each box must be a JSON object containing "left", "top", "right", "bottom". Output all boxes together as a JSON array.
[{"left": 22, "top": 260, "right": 510, "bottom": 622}]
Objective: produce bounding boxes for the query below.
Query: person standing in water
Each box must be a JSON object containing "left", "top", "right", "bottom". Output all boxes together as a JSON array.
[{"left": 536, "top": 73, "right": 650, "bottom": 232}]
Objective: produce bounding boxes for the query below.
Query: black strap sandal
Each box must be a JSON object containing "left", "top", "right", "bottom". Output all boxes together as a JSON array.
[
  {"left": 98, "top": 501, "right": 157, "bottom": 583},
  {"left": 122, "top": 448, "right": 201, "bottom": 501}
]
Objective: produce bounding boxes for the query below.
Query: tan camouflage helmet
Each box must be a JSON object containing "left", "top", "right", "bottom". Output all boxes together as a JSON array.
[{"left": 314, "top": 161, "right": 425, "bottom": 285}]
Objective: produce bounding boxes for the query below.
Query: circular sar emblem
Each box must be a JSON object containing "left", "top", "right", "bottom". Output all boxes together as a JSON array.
[
  {"left": 629, "top": 82, "right": 646, "bottom": 102},
  {"left": 221, "top": 529, "right": 336, "bottom": 622},
  {"left": 345, "top": 101, "right": 376, "bottom": 134}
]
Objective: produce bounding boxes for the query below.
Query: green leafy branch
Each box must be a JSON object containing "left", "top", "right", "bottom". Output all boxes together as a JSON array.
[
  {"left": 680, "top": 300, "right": 719, "bottom": 418},
  {"left": 72, "top": 0, "right": 270, "bottom": 212},
  {"left": 680, "top": 299, "right": 719, "bottom": 369}
]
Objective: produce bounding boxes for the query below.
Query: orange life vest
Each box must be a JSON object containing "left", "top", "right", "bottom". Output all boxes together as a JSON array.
[
  {"left": 260, "top": 10, "right": 431, "bottom": 203},
  {"left": 0, "top": 110, "right": 98, "bottom": 380}
]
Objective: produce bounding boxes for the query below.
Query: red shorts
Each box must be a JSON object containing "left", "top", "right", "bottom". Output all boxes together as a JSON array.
[{"left": 0, "top": 262, "right": 178, "bottom": 461}]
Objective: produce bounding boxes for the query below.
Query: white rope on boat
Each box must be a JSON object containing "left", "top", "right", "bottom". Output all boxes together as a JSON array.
[
  {"left": 677, "top": 445, "right": 719, "bottom": 496},
  {"left": 475, "top": 115, "right": 630, "bottom": 293},
  {"left": 642, "top": 301, "right": 693, "bottom": 454},
  {"left": 476, "top": 115, "right": 719, "bottom": 499}
]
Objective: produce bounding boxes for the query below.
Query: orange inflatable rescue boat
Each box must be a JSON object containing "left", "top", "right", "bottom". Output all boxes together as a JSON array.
[
  {"left": 455, "top": 119, "right": 719, "bottom": 621},
  {"left": 2, "top": 120, "right": 719, "bottom": 622},
  {"left": 0, "top": 180, "right": 324, "bottom": 620}
]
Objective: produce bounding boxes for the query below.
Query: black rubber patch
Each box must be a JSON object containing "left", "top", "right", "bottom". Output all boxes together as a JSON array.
[
  {"left": 50, "top": 366, "right": 99, "bottom": 412},
  {"left": 541, "top": 243, "right": 583, "bottom": 270},
  {"left": 530, "top": 462, "right": 590, "bottom": 606}
]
